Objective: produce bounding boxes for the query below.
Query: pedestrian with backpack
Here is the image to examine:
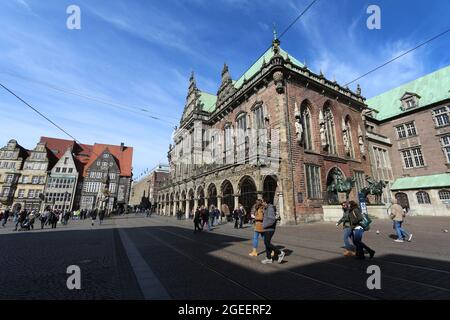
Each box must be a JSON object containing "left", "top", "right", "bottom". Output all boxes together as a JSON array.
[
  {"left": 261, "top": 200, "right": 285, "bottom": 264},
  {"left": 348, "top": 201, "right": 375, "bottom": 260}
]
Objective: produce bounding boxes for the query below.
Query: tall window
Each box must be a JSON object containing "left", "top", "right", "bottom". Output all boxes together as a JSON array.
[
  {"left": 343, "top": 116, "right": 354, "bottom": 158},
  {"left": 253, "top": 106, "right": 265, "bottom": 129},
  {"left": 18, "top": 189, "right": 25, "bottom": 198},
  {"left": 211, "top": 135, "right": 216, "bottom": 161},
  {"left": 402, "top": 148, "right": 425, "bottom": 168},
  {"left": 305, "top": 164, "right": 321, "bottom": 199},
  {"left": 6, "top": 175, "right": 14, "bottom": 183},
  {"left": 236, "top": 115, "right": 247, "bottom": 161},
  {"left": 416, "top": 191, "right": 431, "bottom": 204},
  {"left": 301, "top": 104, "right": 313, "bottom": 150},
  {"left": 396, "top": 122, "right": 417, "bottom": 139},
  {"left": 354, "top": 171, "right": 365, "bottom": 193},
  {"left": 323, "top": 106, "right": 337, "bottom": 154},
  {"left": 441, "top": 135, "right": 450, "bottom": 163},
  {"left": 433, "top": 106, "right": 450, "bottom": 127},
  {"left": 224, "top": 125, "right": 232, "bottom": 162},
  {"left": 28, "top": 190, "right": 35, "bottom": 198}
]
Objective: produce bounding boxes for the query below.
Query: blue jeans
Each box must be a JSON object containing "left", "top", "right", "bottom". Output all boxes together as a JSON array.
[
  {"left": 394, "top": 221, "right": 409, "bottom": 240},
  {"left": 353, "top": 228, "right": 373, "bottom": 258},
  {"left": 343, "top": 227, "right": 354, "bottom": 250},
  {"left": 252, "top": 231, "right": 265, "bottom": 249}
]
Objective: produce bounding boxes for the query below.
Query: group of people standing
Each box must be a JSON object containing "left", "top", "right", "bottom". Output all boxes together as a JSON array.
[{"left": 193, "top": 205, "right": 222, "bottom": 232}]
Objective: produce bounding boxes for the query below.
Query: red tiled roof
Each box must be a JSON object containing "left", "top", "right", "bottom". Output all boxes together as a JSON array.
[
  {"left": 39, "top": 137, "right": 133, "bottom": 178},
  {"left": 40, "top": 137, "right": 77, "bottom": 159},
  {"left": 83, "top": 143, "right": 133, "bottom": 177}
]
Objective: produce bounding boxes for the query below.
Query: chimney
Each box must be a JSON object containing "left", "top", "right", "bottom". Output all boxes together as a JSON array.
[{"left": 120, "top": 142, "right": 125, "bottom": 151}]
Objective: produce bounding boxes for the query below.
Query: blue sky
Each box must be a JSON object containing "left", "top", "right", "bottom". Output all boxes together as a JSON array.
[{"left": 1, "top": 0, "right": 449, "bottom": 179}]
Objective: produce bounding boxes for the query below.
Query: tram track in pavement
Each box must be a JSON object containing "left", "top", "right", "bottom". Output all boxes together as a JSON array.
[
  {"left": 153, "top": 216, "right": 450, "bottom": 276},
  {"left": 140, "top": 217, "right": 450, "bottom": 297},
  {"left": 129, "top": 218, "right": 377, "bottom": 299}
]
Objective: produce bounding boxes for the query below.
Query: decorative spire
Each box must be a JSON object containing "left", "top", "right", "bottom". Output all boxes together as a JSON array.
[
  {"left": 272, "top": 23, "right": 280, "bottom": 54},
  {"left": 356, "top": 84, "right": 362, "bottom": 96},
  {"left": 319, "top": 69, "right": 324, "bottom": 77},
  {"left": 221, "top": 63, "right": 231, "bottom": 83},
  {"left": 189, "top": 71, "right": 197, "bottom": 89}
]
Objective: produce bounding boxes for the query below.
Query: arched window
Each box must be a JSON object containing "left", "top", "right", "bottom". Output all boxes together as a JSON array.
[
  {"left": 324, "top": 105, "right": 337, "bottom": 154},
  {"left": 416, "top": 191, "right": 431, "bottom": 204},
  {"left": 301, "top": 102, "right": 313, "bottom": 151},
  {"left": 224, "top": 124, "right": 233, "bottom": 163},
  {"left": 343, "top": 116, "right": 354, "bottom": 158},
  {"left": 439, "top": 190, "right": 450, "bottom": 200}
]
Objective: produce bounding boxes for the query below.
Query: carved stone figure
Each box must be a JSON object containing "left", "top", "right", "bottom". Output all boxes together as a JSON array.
[
  {"left": 294, "top": 102, "right": 303, "bottom": 144},
  {"left": 358, "top": 125, "right": 365, "bottom": 156},
  {"left": 319, "top": 110, "right": 327, "bottom": 147},
  {"left": 342, "top": 118, "right": 351, "bottom": 156}
]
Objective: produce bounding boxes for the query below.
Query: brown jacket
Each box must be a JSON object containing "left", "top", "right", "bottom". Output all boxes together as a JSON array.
[
  {"left": 390, "top": 204, "right": 405, "bottom": 221},
  {"left": 254, "top": 207, "right": 264, "bottom": 233}
]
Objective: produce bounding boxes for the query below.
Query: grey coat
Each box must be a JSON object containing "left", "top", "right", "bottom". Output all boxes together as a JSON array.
[{"left": 262, "top": 204, "right": 277, "bottom": 232}]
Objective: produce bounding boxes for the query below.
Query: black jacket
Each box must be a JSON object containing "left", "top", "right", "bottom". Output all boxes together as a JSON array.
[{"left": 349, "top": 208, "right": 363, "bottom": 228}]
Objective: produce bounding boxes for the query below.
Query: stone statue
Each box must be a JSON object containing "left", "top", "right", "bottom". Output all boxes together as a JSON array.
[
  {"left": 358, "top": 125, "right": 365, "bottom": 156},
  {"left": 361, "top": 175, "right": 386, "bottom": 204},
  {"left": 294, "top": 102, "right": 303, "bottom": 144},
  {"left": 319, "top": 110, "right": 327, "bottom": 147},
  {"left": 342, "top": 118, "right": 350, "bottom": 156}
]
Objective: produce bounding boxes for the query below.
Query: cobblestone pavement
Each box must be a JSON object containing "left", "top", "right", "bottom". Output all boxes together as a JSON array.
[{"left": 1, "top": 214, "right": 450, "bottom": 299}]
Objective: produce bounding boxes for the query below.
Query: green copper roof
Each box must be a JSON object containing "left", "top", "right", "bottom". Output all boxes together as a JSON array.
[
  {"left": 366, "top": 66, "right": 450, "bottom": 121},
  {"left": 391, "top": 173, "right": 450, "bottom": 191},
  {"left": 233, "top": 47, "right": 304, "bottom": 89},
  {"left": 199, "top": 91, "right": 217, "bottom": 112},
  {"left": 196, "top": 45, "right": 304, "bottom": 113}
]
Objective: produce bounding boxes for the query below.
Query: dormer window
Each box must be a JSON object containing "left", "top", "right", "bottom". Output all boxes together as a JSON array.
[{"left": 400, "top": 92, "right": 420, "bottom": 110}]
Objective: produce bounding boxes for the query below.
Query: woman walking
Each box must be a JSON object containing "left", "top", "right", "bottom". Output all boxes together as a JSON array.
[
  {"left": 348, "top": 201, "right": 375, "bottom": 260},
  {"left": 249, "top": 200, "right": 265, "bottom": 257}
]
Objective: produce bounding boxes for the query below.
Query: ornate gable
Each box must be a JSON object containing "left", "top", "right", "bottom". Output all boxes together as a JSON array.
[
  {"left": 181, "top": 72, "right": 201, "bottom": 123},
  {"left": 216, "top": 63, "right": 236, "bottom": 107}
]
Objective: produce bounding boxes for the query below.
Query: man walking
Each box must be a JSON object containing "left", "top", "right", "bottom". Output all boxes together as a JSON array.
[
  {"left": 99, "top": 208, "right": 105, "bottom": 225},
  {"left": 390, "top": 199, "right": 413, "bottom": 243},
  {"left": 2, "top": 208, "right": 10, "bottom": 227},
  {"left": 91, "top": 208, "right": 98, "bottom": 227},
  {"left": 261, "top": 200, "right": 285, "bottom": 264},
  {"left": 193, "top": 207, "right": 202, "bottom": 233}
]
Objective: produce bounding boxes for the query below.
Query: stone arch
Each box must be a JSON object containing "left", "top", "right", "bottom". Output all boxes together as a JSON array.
[
  {"left": 238, "top": 175, "right": 257, "bottom": 219},
  {"left": 221, "top": 180, "right": 234, "bottom": 215},
  {"left": 395, "top": 192, "right": 409, "bottom": 210},
  {"left": 262, "top": 175, "right": 278, "bottom": 205},
  {"left": 207, "top": 183, "right": 218, "bottom": 209},
  {"left": 196, "top": 186, "right": 205, "bottom": 207},
  {"left": 325, "top": 167, "right": 345, "bottom": 204},
  {"left": 300, "top": 99, "right": 314, "bottom": 150}
]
